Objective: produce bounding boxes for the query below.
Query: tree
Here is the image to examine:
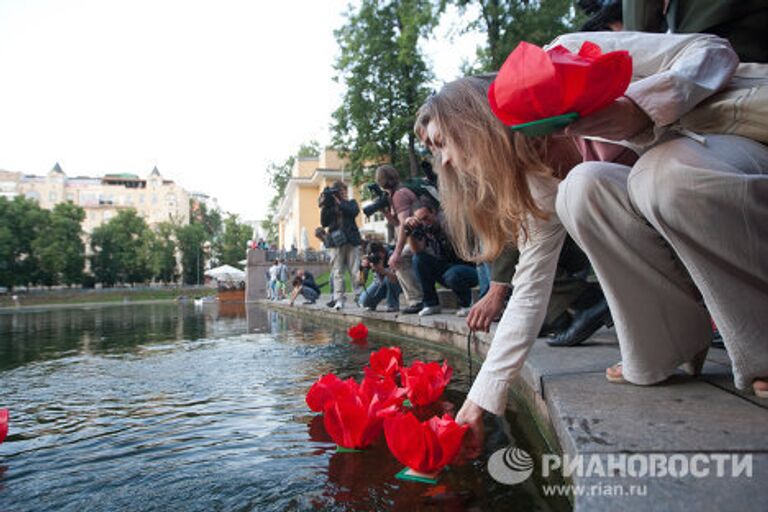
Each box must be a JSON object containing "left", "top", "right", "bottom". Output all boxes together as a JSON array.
[
  {"left": 90, "top": 209, "right": 152, "bottom": 286},
  {"left": 219, "top": 214, "right": 252, "bottom": 267},
  {"left": 453, "top": 0, "right": 586, "bottom": 72},
  {"left": 332, "top": 0, "right": 437, "bottom": 180},
  {"left": 261, "top": 140, "right": 321, "bottom": 245},
  {"left": 176, "top": 223, "right": 207, "bottom": 285},
  {"left": 150, "top": 222, "right": 178, "bottom": 284},
  {"left": 32, "top": 202, "right": 86, "bottom": 287},
  {"left": 0, "top": 196, "right": 49, "bottom": 289}
]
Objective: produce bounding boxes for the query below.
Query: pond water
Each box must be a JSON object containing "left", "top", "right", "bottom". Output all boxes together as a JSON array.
[{"left": 0, "top": 303, "right": 567, "bottom": 511}]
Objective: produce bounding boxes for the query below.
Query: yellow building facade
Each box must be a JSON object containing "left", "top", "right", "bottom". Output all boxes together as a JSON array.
[{"left": 276, "top": 149, "right": 373, "bottom": 251}]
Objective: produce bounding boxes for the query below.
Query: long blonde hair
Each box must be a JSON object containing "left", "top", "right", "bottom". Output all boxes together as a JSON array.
[{"left": 415, "top": 76, "right": 553, "bottom": 263}]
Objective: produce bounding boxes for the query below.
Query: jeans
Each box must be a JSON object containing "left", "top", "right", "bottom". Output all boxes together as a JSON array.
[
  {"left": 477, "top": 262, "right": 491, "bottom": 299},
  {"left": 359, "top": 276, "right": 401, "bottom": 310},
  {"left": 413, "top": 252, "right": 478, "bottom": 308},
  {"left": 300, "top": 286, "right": 320, "bottom": 303}
]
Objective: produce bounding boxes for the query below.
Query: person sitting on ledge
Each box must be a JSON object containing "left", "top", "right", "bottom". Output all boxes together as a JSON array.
[
  {"left": 414, "top": 31, "right": 768, "bottom": 458},
  {"left": 405, "top": 202, "right": 478, "bottom": 317},
  {"left": 358, "top": 242, "right": 401, "bottom": 312}
]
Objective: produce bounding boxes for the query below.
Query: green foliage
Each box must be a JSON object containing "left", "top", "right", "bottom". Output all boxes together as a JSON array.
[
  {"left": 150, "top": 222, "right": 178, "bottom": 284},
  {"left": 453, "top": 0, "right": 586, "bottom": 72},
  {"left": 219, "top": 214, "right": 252, "bottom": 267},
  {"left": 32, "top": 202, "right": 86, "bottom": 287},
  {"left": 0, "top": 196, "right": 49, "bottom": 289},
  {"left": 90, "top": 209, "right": 153, "bottom": 286},
  {"left": 332, "top": 0, "right": 437, "bottom": 181},
  {"left": 176, "top": 223, "right": 207, "bottom": 285}
]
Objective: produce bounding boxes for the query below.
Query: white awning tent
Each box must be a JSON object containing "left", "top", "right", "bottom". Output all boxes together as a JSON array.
[{"left": 204, "top": 264, "right": 246, "bottom": 282}]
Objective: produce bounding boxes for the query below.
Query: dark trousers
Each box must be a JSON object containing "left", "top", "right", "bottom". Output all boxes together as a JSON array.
[{"left": 413, "top": 252, "right": 478, "bottom": 308}]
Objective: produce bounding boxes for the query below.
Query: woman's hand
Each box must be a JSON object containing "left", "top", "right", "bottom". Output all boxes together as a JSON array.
[
  {"left": 388, "top": 251, "right": 401, "bottom": 269},
  {"left": 456, "top": 398, "right": 485, "bottom": 460},
  {"left": 565, "top": 96, "right": 652, "bottom": 141}
]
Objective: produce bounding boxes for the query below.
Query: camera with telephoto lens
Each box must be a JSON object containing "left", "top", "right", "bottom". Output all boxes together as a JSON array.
[
  {"left": 362, "top": 183, "right": 389, "bottom": 217},
  {"left": 318, "top": 186, "right": 340, "bottom": 208}
]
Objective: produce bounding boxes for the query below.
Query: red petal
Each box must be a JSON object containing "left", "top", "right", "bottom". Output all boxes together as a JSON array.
[
  {"left": 324, "top": 393, "right": 371, "bottom": 449},
  {"left": 490, "top": 41, "right": 560, "bottom": 125},
  {"left": 385, "top": 413, "right": 428, "bottom": 471},
  {"left": 348, "top": 323, "right": 369, "bottom": 341},
  {"left": 0, "top": 409, "right": 8, "bottom": 445},
  {"left": 369, "top": 346, "right": 403, "bottom": 378}
]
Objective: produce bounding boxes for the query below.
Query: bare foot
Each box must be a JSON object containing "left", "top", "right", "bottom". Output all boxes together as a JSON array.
[{"left": 605, "top": 362, "right": 625, "bottom": 383}]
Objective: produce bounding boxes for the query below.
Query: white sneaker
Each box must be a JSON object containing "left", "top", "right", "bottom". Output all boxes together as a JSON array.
[
  {"left": 418, "top": 305, "right": 442, "bottom": 316},
  {"left": 455, "top": 307, "right": 470, "bottom": 317},
  {"left": 334, "top": 299, "right": 344, "bottom": 311}
]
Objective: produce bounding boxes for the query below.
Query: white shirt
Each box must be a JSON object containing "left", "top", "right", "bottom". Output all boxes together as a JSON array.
[{"left": 468, "top": 32, "right": 739, "bottom": 416}]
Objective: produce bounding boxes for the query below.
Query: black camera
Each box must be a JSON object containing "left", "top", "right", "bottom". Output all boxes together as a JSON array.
[
  {"left": 318, "top": 186, "right": 340, "bottom": 208},
  {"left": 362, "top": 183, "right": 389, "bottom": 217},
  {"left": 366, "top": 252, "right": 381, "bottom": 265},
  {"left": 404, "top": 223, "right": 428, "bottom": 241}
]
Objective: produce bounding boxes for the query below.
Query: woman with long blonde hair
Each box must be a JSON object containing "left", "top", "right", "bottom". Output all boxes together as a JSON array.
[{"left": 418, "top": 31, "right": 768, "bottom": 457}]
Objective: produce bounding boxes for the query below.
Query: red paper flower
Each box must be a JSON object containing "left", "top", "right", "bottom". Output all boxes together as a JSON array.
[
  {"left": 368, "top": 346, "right": 403, "bottom": 379},
  {"left": 306, "top": 373, "right": 357, "bottom": 413},
  {"left": 323, "top": 376, "right": 405, "bottom": 449},
  {"left": 401, "top": 360, "right": 452, "bottom": 407},
  {"left": 0, "top": 409, "right": 8, "bottom": 445},
  {"left": 348, "top": 323, "right": 369, "bottom": 342},
  {"left": 384, "top": 413, "right": 468, "bottom": 474},
  {"left": 488, "top": 40, "right": 632, "bottom": 126}
]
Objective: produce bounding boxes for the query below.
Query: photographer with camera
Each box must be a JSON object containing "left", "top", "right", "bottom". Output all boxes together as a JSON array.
[
  {"left": 358, "top": 242, "right": 401, "bottom": 312},
  {"left": 405, "top": 202, "right": 478, "bottom": 317},
  {"left": 372, "top": 164, "right": 439, "bottom": 314},
  {"left": 317, "top": 180, "right": 362, "bottom": 310}
]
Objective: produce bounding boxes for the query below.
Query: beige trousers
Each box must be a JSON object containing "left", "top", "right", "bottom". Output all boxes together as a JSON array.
[
  {"left": 394, "top": 244, "right": 424, "bottom": 306},
  {"left": 557, "top": 135, "right": 768, "bottom": 390},
  {"left": 331, "top": 244, "right": 362, "bottom": 302}
]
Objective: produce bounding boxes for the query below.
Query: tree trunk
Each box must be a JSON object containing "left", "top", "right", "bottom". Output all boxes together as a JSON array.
[{"left": 408, "top": 132, "right": 419, "bottom": 177}]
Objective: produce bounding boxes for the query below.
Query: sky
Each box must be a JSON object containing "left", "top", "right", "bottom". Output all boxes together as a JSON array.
[{"left": 0, "top": 0, "right": 483, "bottom": 220}]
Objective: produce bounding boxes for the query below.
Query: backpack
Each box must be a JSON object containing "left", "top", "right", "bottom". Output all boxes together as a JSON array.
[{"left": 401, "top": 178, "right": 440, "bottom": 210}]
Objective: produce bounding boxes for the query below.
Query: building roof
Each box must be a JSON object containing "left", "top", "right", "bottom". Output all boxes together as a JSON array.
[
  {"left": 50, "top": 162, "right": 64, "bottom": 175},
  {"left": 150, "top": 166, "right": 161, "bottom": 177}
]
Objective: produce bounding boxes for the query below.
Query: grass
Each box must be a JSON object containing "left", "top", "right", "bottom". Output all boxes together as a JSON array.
[
  {"left": 0, "top": 286, "right": 217, "bottom": 308},
  {"left": 314, "top": 270, "right": 374, "bottom": 295}
]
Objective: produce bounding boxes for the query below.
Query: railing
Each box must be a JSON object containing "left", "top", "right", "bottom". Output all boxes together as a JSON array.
[{"left": 264, "top": 249, "right": 331, "bottom": 263}]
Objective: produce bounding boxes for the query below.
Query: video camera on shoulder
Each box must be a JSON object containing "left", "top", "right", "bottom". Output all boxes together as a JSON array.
[{"left": 318, "top": 185, "right": 340, "bottom": 208}]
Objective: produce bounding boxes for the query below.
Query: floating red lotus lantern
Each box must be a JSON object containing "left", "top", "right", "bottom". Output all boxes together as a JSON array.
[
  {"left": 323, "top": 375, "right": 406, "bottom": 450},
  {"left": 400, "top": 360, "right": 452, "bottom": 407},
  {"left": 368, "top": 346, "right": 403, "bottom": 379},
  {"left": 306, "top": 373, "right": 357, "bottom": 413},
  {"left": 385, "top": 413, "right": 468, "bottom": 480},
  {"left": 347, "top": 322, "right": 369, "bottom": 342},
  {"left": 488, "top": 40, "right": 632, "bottom": 135},
  {"left": 0, "top": 409, "right": 8, "bottom": 445}
]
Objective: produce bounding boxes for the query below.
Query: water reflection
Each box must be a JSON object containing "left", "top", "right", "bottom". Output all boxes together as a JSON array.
[{"left": 0, "top": 303, "right": 566, "bottom": 511}]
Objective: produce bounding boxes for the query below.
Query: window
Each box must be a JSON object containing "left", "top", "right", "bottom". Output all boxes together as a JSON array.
[{"left": 49, "top": 191, "right": 57, "bottom": 202}]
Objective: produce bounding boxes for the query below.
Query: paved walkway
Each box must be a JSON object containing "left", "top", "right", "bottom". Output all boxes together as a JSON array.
[{"left": 261, "top": 296, "right": 768, "bottom": 511}]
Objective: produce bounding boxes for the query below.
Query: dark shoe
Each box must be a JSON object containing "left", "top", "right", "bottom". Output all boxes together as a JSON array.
[
  {"left": 326, "top": 299, "right": 336, "bottom": 308},
  {"left": 547, "top": 299, "right": 612, "bottom": 347},
  {"left": 401, "top": 303, "right": 423, "bottom": 314},
  {"left": 539, "top": 311, "right": 572, "bottom": 337}
]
